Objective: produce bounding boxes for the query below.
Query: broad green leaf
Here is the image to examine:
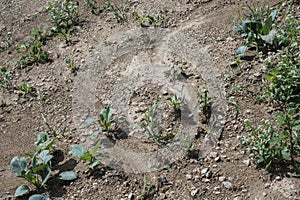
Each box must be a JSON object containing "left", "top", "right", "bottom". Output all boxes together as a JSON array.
[
  {"left": 282, "top": 151, "right": 290, "bottom": 160},
  {"left": 261, "top": 16, "right": 273, "bottom": 35},
  {"left": 90, "top": 140, "right": 101, "bottom": 156},
  {"left": 69, "top": 144, "right": 87, "bottom": 157},
  {"left": 296, "top": 164, "right": 300, "bottom": 175},
  {"left": 91, "top": 130, "right": 100, "bottom": 138},
  {"left": 29, "top": 194, "right": 51, "bottom": 200},
  {"left": 35, "top": 132, "right": 49, "bottom": 146},
  {"left": 58, "top": 171, "right": 78, "bottom": 181},
  {"left": 236, "top": 46, "right": 248, "bottom": 56},
  {"left": 261, "top": 29, "right": 277, "bottom": 44},
  {"left": 10, "top": 157, "right": 27, "bottom": 176},
  {"left": 89, "top": 160, "right": 100, "bottom": 169},
  {"left": 270, "top": 10, "right": 277, "bottom": 21},
  {"left": 80, "top": 152, "right": 93, "bottom": 162},
  {"left": 15, "top": 185, "right": 30, "bottom": 197},
  {"left": 38, "top": 150, "right": 53, "bottom": 165}
]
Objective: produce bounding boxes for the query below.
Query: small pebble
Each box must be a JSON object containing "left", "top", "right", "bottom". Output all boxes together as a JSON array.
[
  {"left": 201, "top": 168, "right": 209, "bottom": 175},
  {"left": 243, "top": 159, "right": 251, "bottom": 166},
  {"left": 219, "top": 176, "right": 226, "bottom": 182},
  {"left": 128, "top": 193, "right": 134, "bottom": 200},
  {"left": 223, "top": 181, "right": 233, "bottom": 189},
  {"left": 191, "top": 189, "right": 198, "bottom": 197},
  {"left": 186, "top": 174, "right": 192, "bottom": 180}
]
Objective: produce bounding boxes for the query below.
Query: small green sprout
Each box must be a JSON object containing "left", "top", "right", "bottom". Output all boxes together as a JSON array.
[
  {"left": 10, "top": 132, "right": 77, "bottom": 198},
  {"left": 69, "top": 140, "right": 101, "bottom": 169},
  {"left": 0, "top": 66, "right": 13, "bottom": 89},
  {"left": 66, "top": 58, "right": 78, "bottom": 73},
  {"left": 139, "top": 175, "right": 155, "bottom": 200},
  {"left": 19, "top": 83, "right": 36, "bottom": 96},
  {"left": 166, "top": 94, "right": 180, "bottom": 110},
  {"left": 197, "top": 89, "right": 212, "bottom": 121},
  {"left": 98, "top": 105, "right": 115, "bottom": 132}
]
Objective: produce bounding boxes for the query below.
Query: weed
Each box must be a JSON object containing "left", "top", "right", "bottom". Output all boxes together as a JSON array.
[
  {"left": 98, "top": 105, "right": 115, "bottom": 132},
  {"left": 243, "top": 108, "right": 300, "bottom": 169},
  {"left": 41, "top": 114, "right": 67, "bottom": 138},
  {"left": 139, "top": 102, "right": 169, "bottom": 144},
  {"left": 227, "top": 99, "right": 240, "bottom": 119},
  {"left": 197, "top": 89, "right": 212, "bottom": 122},
  {"left": 85, "top": 0, "right": 99, "bottom": 14},
  {"left": 69, "top": 140, "right": 101, "bottom": 169},
  {"left": 57, "top": 28, "right": 73, "bottom": 44},
  {"left": 139, "top": 175, "right": 155, "bottom": 200},
  {"left": 86, "top": 1, "right": 128, "bottom": 22}
]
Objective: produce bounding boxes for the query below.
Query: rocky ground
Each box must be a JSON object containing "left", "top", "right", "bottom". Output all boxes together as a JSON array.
[{"left": 1, "top": 0, "right": 300, "bottom": 199}]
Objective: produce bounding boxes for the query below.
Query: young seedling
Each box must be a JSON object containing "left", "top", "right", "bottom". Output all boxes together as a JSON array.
[
  {"left": 0, "top": 66, "right": 13, "bottom": 90},
  {"left": 166, "top": 94, "right": 181, "bottom": 111},
  {"left": 16, "top": 32, "right": 49, "bottom": 69},
  {"left": 139, "top": 102, "right": 167, "bottom": 144},
  {"left": 19, "top": 83, "right": 36, "bottom": 96},
  {"left": 98, "top": 105, "right": 115, "bottom": 132},
  {"left": 66, "top": 58, "right": 78, "bottom": 73},
  {"left": 44, "top": 0, "right": 79, "bottom": 34},
  {"left": 139, "top": 175, "right": 155, "bottom": 200},
  {"left": 197, "top": 89, "right": 212, "bottom": 122},
  {"left": 10, "top": 132, "right": 77, "bottom": 198},
  {"left": 132, "top": 10, "right": 166, "bottom": 28},
  {"left": 57, "top": 28, "right": 73, "bottom": 44},
  {"left": 69, "top": 140, "right": 101, "bottom": 169}
]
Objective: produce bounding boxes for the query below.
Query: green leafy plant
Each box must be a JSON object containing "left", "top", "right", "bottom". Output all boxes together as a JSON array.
[
  {"left": 10, "top": 132, "right": 78, "bottom": 198},
  {"left": 44, "top": 0, "right": 79, "bottom": 34},
  {"left": 98, "top": 105, "right": 115, "bottom": 131},
  {"left": 69, "top": 140, "right": 101, "bottom": 169},
  {"left": 139, "top": 175, "right": 155, "bottom": 200},
  {"left": 139, "top": 102, "right": 169, "bottom": 144},
  {"left": 0, "top": 66, "right": 13, "bottom": 89},
  {"left": 166, "top": 94, "right": 181, "bottom": 111},
  {"left": 264, "top": 14, "right": 300, "bottom": 105},
  {"left": 16, "top": 41, "right": 49, "bottom": 69},
  {"left": 197, "top": 89, "right": 212, "bottom": 122},
  {"left": 243, "top": 108, "right": 300, "bottom": 169},
  {"left": 132, "top": 10, "right": 166, "bottom": 28},
  {"left": 19, "top": 83, "right": 36, "bottom": 96},
  {"left": 234, "top": 5, "right": 279, "bottom": 56},
  {"left": 66, "top": 58, "right": 78, "bottom": 73},
  {"left": 85, "top": 0, "right": 128, "bottom": 22},
  {"left": 241, "top": 8, "right": 300, "bottom": 171}
]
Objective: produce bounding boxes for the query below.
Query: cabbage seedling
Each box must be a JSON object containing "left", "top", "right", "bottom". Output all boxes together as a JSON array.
[{"left": 98, "top": 105, "right": 115, "bottom": 132}]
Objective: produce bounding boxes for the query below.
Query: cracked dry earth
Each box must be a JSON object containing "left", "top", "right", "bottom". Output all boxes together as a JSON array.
[{"left": 1, "top": 0, "right": 300, "bottom": 199}]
